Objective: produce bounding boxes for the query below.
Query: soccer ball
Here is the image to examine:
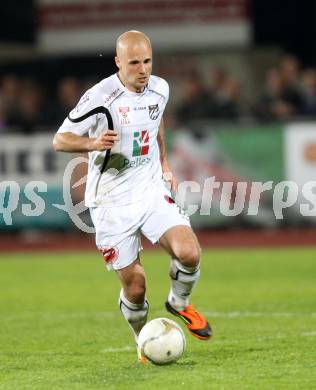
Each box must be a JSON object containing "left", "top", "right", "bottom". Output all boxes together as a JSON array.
[{"left": 138, "top": 318, "right": 186, "bottom": 365}]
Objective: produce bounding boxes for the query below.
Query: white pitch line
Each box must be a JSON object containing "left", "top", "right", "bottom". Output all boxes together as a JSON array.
[
  {"left": 301, "top": 331, "right": 316, "bottom": 337},
  {"left": 1, "top": 311, "right": 117, "bottom": 321},
  {"left": 204, "top": 311, "right": 316, "bottom": 318},
  {"left": 2, "top": 311, "right": 315, "bottom": 321}
]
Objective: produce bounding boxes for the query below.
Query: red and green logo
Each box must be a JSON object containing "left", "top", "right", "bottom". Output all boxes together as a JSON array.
[{"left": 132, "top": 130, "right": 149, "bottom": 156}]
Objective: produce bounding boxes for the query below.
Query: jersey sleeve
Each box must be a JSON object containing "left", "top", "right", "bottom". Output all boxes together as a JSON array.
[
  {"left": 161, "top": 79, "right": 169, "bottom": 107},
  {"left": 57, "top": 86, "right": 102, "bottom": 136}
]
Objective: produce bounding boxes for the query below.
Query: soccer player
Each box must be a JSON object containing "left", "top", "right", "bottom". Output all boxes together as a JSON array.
[{"left": 53, "top": 30, "right": 211, "bottom": 361}]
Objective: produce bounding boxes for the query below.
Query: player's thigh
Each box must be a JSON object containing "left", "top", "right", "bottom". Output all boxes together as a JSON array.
[
  {"left": 159, "top": 225, "right": 201, "bottom": 266},
  {"left": 141, "top": 190, "right": 190, "bottom": 246},
  {"left": 141, "top": 191, "right": 200, "bottom": 265},
  {"left": 90, "top": 206, "right": 142, "bottom": 271}
]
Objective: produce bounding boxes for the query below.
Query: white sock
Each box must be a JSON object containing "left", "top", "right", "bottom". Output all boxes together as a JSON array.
[
  {"left": 119, "top": 289, "right": 148, "bottom": 341},
  {"left": 168, "top": 259, "right": 200, "bottom": 311}
]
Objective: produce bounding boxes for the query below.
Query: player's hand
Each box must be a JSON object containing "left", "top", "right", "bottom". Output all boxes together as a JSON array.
[
  {"left": 163, "top": 168, "right": 178, "bottom": 193},
  {"left": 92, "top": 130, "right": 119, "bottom": 151}
]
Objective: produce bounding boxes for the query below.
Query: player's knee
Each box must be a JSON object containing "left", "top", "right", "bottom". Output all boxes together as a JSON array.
[{"left": 176, "top": 243, "right": 201, "bottom": 268}]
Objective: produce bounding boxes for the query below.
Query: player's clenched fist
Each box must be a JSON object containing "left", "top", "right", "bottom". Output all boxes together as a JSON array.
[{"left": 93, "top": 130, "right": 119, "bottom": 151}]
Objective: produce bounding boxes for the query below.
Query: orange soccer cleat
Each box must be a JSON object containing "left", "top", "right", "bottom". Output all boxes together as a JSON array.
[
  {"left": 165, "top": 301, "right": 212, "bottom": 340},
  {"left": 137, "top": 344, "right": 148, "bottom": 364}
]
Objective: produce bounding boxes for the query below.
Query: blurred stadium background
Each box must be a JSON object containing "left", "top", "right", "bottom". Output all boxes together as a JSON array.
[{"left": 1, "top": 0, "right": 316, "bottom": 249}]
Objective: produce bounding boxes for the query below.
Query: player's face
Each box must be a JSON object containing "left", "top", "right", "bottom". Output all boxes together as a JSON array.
[{"left": 116, "top": 42, "right": 152, "bottom": 93}]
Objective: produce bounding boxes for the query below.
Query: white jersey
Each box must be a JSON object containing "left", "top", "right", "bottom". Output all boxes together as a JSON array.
[{"left": 57, "top": 73, "right": 169, "bottom": 207}]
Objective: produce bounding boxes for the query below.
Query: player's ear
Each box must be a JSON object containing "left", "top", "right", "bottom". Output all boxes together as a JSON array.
[{"left": 115, "top": 56, "right": 121, "bottom": 70}]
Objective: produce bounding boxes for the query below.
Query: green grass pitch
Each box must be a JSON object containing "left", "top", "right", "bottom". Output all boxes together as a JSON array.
[{"left": 0, "top": 248, "right": 315, "bottom": 389}]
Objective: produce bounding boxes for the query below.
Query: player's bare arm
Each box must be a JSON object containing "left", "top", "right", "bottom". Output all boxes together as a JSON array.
[
  {"left": 157, "top": 118, "right": 178, "bottom": 192},
  {"left": 53, "top": 130, "right": 119, "bottom": 153}
]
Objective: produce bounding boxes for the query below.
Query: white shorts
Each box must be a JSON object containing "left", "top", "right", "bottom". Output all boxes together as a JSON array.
[{"left": 90, "top": 183, "right": 190, "bottom": 271}]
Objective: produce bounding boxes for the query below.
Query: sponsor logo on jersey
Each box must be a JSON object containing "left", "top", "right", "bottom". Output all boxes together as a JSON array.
[
  {"left": 148, "top": 104, "right": 159, "bottom": 120},
  {"left": 123, "top": 156, "right": 151, "bottom": 168},
  {"left": 134, "top": 106, "right": 146, "bottom": 111},
  {"left": 132, "top": 130, "right": 149, "bottom": 156},
  {"left": 119, "top": 106, "right": 130, "bottom": 125}
]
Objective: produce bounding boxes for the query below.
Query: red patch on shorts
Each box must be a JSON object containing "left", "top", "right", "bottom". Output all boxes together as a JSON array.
[
  {"left": 99, "top": 246, "right": 119, "bottom": 265},
  {"left": 164, "top": 194, "right": 175, "bottom": 204}
]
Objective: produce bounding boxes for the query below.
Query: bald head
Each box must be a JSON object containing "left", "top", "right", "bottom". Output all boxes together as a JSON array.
[
  {"left": 115, "top": 30, "right": 153, "bottom": 93},
  {"left": 116, "top": 30, "right": 151, "bottom": 57}
]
